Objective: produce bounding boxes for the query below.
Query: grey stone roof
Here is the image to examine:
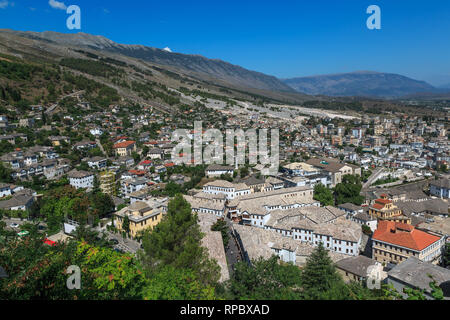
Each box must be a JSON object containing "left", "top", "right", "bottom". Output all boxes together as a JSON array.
[
  {"left": 206, "top": 164, "right": 234, "bottom": 171},
  {"left": 430, "top": 178, "right": 450, "bottom": 189},
  {"left": 397, "top": 199, "right": 448, "bottom": 216},
  {"left": 336, "top": 255, "right": 378, "bottom": 278},
  {"left": 338, "top": 203, "right": 362, "bottom": 212},
  {"left": 68, "top": 170, "right": 93, "bottom": 179},
  {"left": 0, "top": 194, "right": 33, "bottom": 209},
  {"left": 388, "top": 257, "right": 450, "bottom": 297}
]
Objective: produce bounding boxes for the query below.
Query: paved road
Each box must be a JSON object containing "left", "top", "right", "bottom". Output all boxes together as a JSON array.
[
  {"left": 1, "top": 218, "right": 47, "bottom": 232},
  {"left": 106, "top": 231, "right": 141, "bottom": 254},
  {"left": 363, "top": 167, "right": 385, "bottom": 190}
]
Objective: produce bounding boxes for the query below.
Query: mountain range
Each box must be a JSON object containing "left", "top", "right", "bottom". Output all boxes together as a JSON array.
[
  {"left": 0, "top": 29, "right": 294, "bottom": 93},
  {"left": 0, "top": 29, "right": 447, "bottom": 100},
  {"left": 282, "top": 71, "right": 439, "bottom": 98}
]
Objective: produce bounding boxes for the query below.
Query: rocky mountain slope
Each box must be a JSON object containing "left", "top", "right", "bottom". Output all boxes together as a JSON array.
[
  {"left": 283, "top": 71, "right": 436, "bottom": 98},
  {"left": 0, "top": 29, "right": 295, "bottom": 93}
]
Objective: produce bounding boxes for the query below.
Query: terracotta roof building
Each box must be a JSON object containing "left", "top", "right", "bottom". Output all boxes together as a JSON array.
[
  {"left": 369, "top": 196, "right": 410, "bottom": 224},
  {"left": 372, "top": 220, "right": 445, "bottom": 265},
  {"left": 113, "top": 141, "right": 136, "bottom": 157}
]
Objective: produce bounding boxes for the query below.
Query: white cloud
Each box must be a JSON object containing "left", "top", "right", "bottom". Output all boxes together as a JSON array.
[
  {"left": 162, "top": 47, "right": 172, "bottom": 53},
  {"left": 48, "top": 0, "right": 67, "bottom": 10},
  {"left": 0, "top": 1, "right": 10, "bottom": 9}
]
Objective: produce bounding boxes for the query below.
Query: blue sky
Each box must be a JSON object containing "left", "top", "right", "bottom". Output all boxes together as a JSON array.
[{"left": 1, "top": 0, "right": 450, "bottom": 86}]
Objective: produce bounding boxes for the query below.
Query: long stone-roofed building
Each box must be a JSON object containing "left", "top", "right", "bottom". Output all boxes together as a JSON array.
[{"left": 261, "top": 206, "right": 362, "bottom": 256}]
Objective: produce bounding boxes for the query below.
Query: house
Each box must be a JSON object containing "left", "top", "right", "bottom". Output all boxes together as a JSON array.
[
  {"left": 205, "top": 164, "right": 234, "bottom": 178},
  {"left": 338, "top": 203, "right": 363, "bottom": 217},
  {"left": 368, "top": 195, "right": 410, "bottom": 224},
  {"left": 263, "top": 207, "right": 361, "bottom": 257},
  {"left": 350, "top": 210, "right": 378, "bottom": 232},
  {"left": 184, "top": 193, "right": 226, "bottom": 217},
  {"left": 265, "top": 177, "right": 285, "bottom": 190},
  {"left": 85, "top": 156, "right": 108, "bottom": 170},
  {"left": 113, "top": 141, "right": 136, "bottom": 157},
  {"left": 154, "top": 165, "right": 166, "bottom": 174},
  {"left": 0, "top": 183, "right": 12, "bottom": 198},
  {"left": 0, "top": 193, "right": 34, "bottom": 211},
  {"left": 203, "top": 180, "right": 251, "bottom": 200},
  {"left": 19, "top": 118, "right": 34, "bottom": 128},
  {"left": 89, "top": 128, "right": 104, "bottom": 136},
  {"left": 281, "top": 162, "right": 319, "bottom": 177},
  {"left": 306, "top": 158, "right": 361, "bottom": 187},
  {"left": 114, "top": 198, "right": 168, "bottom": 238},
  {"left": 233, "top": 223, "right": 348, "bottom": 267},
  {"left": 430, "top": 178, "right": 450, "bottom": 199},
  {"left": 114, "top": 156, "right": 134, "bottom": 168},
  {"left": 121, "top": 178, "right": 149, "bottom": 198},
  {"left": 68, "top": 170, "right": 94, "bottom": 190},
  {"left": 387, "top": 257, "right": 450, "bottom": 300},
  {"left": 372, "top": 220, "right": 445, "bottom": 265},
  {"left": 137, "top": 160, "right": 153, "bottom": 171},
  {"left": 73, "top": 141, "right": 97, "bottom": 151},
  {"left": 148, "top": 148, "right": 164, "bottom": 160},
  {"left": 336, "top": 255, "right": 385, "bottom": 284},
  {"left": 48, "top": 136, "right": 69, "bottom": 147},
  {"left": 228, "top": 186, "right": 319, "bottom": 223}
]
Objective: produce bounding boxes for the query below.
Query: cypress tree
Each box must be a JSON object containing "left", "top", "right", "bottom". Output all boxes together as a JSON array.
[{"left": 301, "top": 242, "right": 344, "bottom": 299}]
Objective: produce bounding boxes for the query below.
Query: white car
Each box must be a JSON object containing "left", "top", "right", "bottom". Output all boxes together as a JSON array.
[{"left": 10, "top": 223, "right": 19, "bottom": 228}]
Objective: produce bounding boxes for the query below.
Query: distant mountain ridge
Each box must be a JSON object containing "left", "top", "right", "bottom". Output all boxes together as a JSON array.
[
  {"left": 0, "top": 29, "right": 295, "bottom": 93},
  {"left": 283, "top": 71, "right": 437, "bottom": 98}
]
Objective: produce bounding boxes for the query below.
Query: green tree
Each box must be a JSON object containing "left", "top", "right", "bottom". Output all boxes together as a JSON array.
[
  {"left": 139, "top": 194, "right": 220, "bottom": 287},
  {"left": 0, "top": 162, "right": 13, "bottom": 183},
  {"left": 313, "top": 183, "right": 334, "bottom": 206},
  {"left": 300, "top": 242, "right": 345, "bottom": 299},
  {"left": 443, "top": 242, "right": 450, "bottom": 268},
  {"left": 334, "top": 174, "right": 365, "bottom": 206},
  {"left": 122, "top": 215, "right": 130, "bottom": 234},
  {"left": 211, "top": 219, "right": 229, "bottom": 248},
  {"left": 142, "top": 266, "right": 216, "bottom": 300},
  {"left": 225, "top": 256, "right": 302, "bottom": 300}
]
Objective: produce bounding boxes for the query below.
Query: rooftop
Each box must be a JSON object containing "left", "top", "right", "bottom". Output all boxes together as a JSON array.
[
  {"left": 388, "top": 257, "right": 450, "bottom": 298},
  {"left": 373, "top": 220, "right": 442, "bottom": 251}
]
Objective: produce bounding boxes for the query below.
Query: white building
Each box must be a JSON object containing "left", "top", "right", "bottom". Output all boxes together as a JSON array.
[
  {"left": 121, "top": 178, "right": 148, "bottom": 198},
  {"left": 205, "top": 164, "right": 234, "bottom": 178},
  {"left": 430, "top": 179, "right": 450, "bottom": 199},
  {"left": 68, "top": 170, "right": 94, "bottom": 190},
  {"left": 203, "top": 180, "right": 251, "bottom": 200}
]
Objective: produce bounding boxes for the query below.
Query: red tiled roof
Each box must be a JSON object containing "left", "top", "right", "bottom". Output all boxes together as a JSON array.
[
  {"left": 376, "top": 199, "right": 392, "bottom": 204},
  {"left": 128, "top": 170, "right": 146, "bottom": 176},
  {"left": 372, "top": 203, "right": 384, "bottom": 210},
  {"left": 113, "top": 141, "right": 136, "bottom": 149},
  {"left": 44, "top": 239, "right": 57, "bottom": 247},
  {"left": 139, "top": 160, "right": 152, "bottom": 165},
  {"left": 373, "top": 220, "right": 440, "bottom": 251},
  {"left": 164, "top": 162, "right": 175, "bottom": 167}
]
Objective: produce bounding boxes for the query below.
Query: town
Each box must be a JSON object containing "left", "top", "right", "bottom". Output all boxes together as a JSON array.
[
  {"left": 0, "top": 3, "right": 449, "bottom": 304},
  {"left": 0, "top": 84, "right": 449, "bottom": 300}
]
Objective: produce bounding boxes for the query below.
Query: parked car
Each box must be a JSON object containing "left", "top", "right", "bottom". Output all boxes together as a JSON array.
[{"left": 10, "top": 223, "right": 19, "bottom": 228}]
